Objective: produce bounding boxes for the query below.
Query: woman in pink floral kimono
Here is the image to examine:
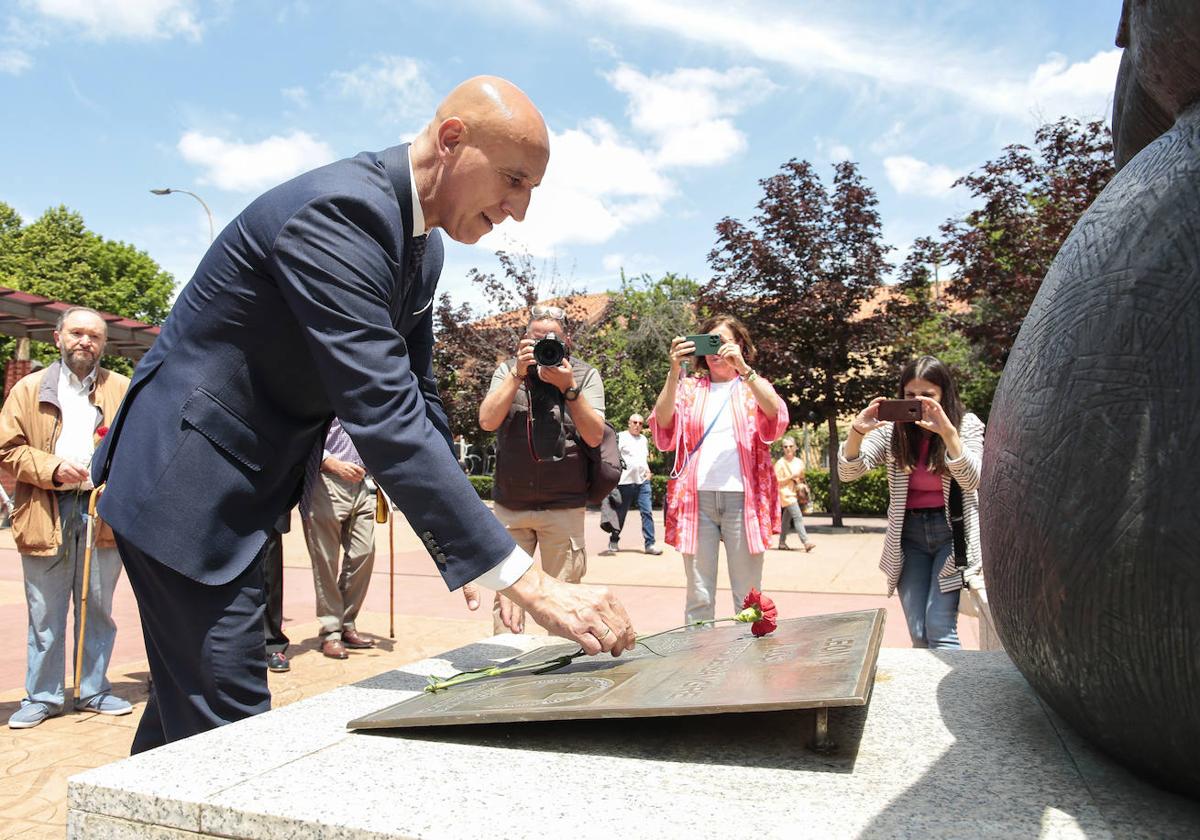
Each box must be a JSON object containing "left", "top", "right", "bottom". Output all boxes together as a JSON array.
[{"left": 651, "top": 314, "right": 789, "bottom": 625}]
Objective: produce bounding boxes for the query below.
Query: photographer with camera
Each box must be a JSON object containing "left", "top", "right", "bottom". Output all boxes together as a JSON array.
[{"left": 479, "top": 304, "right": 606, "bottom": 634}]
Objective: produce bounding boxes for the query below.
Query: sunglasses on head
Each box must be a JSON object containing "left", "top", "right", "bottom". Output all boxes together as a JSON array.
[{"left": 531, "top": 304, "right": 566, "bottom": 320}]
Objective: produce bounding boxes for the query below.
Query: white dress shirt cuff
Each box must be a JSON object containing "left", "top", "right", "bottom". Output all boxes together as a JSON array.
[{"left": 470, "top": 545, "right": 534, "bottom": 591}]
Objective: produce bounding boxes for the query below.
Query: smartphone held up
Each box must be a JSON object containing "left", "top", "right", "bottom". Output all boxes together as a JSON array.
[
  {"left": 876, "top": 399, "right": 923, "bottom": 423},
  {"left": 685, "top": 333, "right": 723, "bottom": 356}
]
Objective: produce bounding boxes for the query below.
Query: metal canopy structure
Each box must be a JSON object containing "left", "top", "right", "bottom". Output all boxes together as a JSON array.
[{"left": 0, "top": 286, "right": 160, "bottom": 361}]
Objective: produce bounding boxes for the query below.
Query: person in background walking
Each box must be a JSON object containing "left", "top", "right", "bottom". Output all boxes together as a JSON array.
[
  {"left": 774, "top": 437, "right": 815, "bottom": 552},
  {"left": 600, "top": 414, "right": 662, "bottom": 556}
]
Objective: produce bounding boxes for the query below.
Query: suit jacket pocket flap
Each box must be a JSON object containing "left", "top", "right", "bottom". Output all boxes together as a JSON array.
[{"left": 181, "top": 387, "right": 264, "bottom": 472}]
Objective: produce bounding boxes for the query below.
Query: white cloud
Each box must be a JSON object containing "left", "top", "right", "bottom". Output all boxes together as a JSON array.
[
  {"left": 607, "top": 64, "right": 776, "bottom": 167},
  {"left": 479, "top": 117, "right": 674, "bottom": 257},
  {"left": 329, "top": 54, "right": 435, "bottom": 126},
  {"left": 281, "top": 86, "right": 309, "bottom": 109},
  {"left": 883, "top": 156, "right": 961, "bottom": 198},
  {"left": 997, "top": 49, "right": 1120, "bottom": 122},
  {"left": 813, "top": 137, "right": 854, "bottom": 164},
  {"left": 478, "top": 60, "right": 772, "bottom": 257},
  {"left": 571, "top": 0, "right": 1118, "bottom": 123},
  {"left": 177, "top": 130, "right": 337, "bottom": 193},
  {"left": 602, "top": 251, "right": 665, "bottom": 277},
  {"left": 0, "top": 48, "right": 31, "bottom": 73},
  {"left": 23, "top": 0, "right": 203, "bottom": 41}
]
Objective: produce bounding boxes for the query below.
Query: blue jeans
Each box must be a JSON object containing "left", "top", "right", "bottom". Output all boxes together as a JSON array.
[
  {"left": 21, "top": 491, "right": 122, "bottom": 712},
  {"left": 611, "top": 481, "right": 655, "bottom": 549},
  {"left": 898, "top": 509, "right": 961, "bottom": 649}
]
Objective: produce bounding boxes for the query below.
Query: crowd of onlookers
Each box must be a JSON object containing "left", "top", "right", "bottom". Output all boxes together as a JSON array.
[
  {"left": 0, "top": 300, "right": 982, "bottom": 733},
  {"left": 481, "top": 306, "right": 982, "bottom": 649}
]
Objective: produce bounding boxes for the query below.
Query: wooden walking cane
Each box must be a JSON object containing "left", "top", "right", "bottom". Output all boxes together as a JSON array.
[
  {"left": 375, "top": 487, "right": 395, "bottom": 638},
  {"left": 73, "top": 485, "right": 103, "bottom": 703}
]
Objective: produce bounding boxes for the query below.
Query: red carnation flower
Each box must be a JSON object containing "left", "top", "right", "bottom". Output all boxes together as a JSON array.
[{"left": 737, "top": 588, "right": 778, "bottom": 637}]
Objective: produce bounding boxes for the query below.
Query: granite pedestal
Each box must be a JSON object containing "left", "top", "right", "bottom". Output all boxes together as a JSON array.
[{"left": 67, "top": 638, "right": 1200, "bottom": 839}]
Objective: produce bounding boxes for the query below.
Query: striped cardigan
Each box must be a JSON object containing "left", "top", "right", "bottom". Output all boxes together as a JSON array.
[{"left": 837, "top": 413, "right": 985, "bottom": 596}]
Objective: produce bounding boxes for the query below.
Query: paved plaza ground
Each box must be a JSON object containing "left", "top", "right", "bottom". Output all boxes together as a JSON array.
[{"left": 0, "top": 506, "right": 983, "bottom": 838}]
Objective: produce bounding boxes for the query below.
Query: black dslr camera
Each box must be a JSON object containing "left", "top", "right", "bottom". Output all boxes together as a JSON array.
[{"left": 533, "top": 332, "right": 567, "bottom": 367}]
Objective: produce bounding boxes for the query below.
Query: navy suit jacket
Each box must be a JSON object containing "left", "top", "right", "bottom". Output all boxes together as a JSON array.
[{"left": 94, "top": 144, "right": 515, "bottom": 589}]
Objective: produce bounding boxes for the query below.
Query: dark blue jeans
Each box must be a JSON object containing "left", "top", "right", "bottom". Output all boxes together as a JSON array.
[
  {"left": 610, "top": 481, "right": 655, "bottom": 549},
  {"left": 898, "top": 509, "right": 961, "bottom": 649}
]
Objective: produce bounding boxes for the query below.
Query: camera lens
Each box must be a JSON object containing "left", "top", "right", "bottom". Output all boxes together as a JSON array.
[{"left": 533, "top": 333, "right": 566, "bottom": 367}]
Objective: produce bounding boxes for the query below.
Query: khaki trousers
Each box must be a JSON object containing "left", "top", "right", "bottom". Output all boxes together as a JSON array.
[
  {"left": 302, "top": 473, "right": 376, "bottom": 640},
  {"left": 491, "top": 504, "right": 586, "bottom": 633}
]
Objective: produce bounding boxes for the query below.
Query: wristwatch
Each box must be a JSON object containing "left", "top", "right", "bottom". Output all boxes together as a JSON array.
[{"left": 564, "top": 386, "right": 581, "bottom": 401}]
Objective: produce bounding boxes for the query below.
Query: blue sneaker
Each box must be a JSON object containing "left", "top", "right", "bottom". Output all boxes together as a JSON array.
[
  {"left": 8, "top": 701, "right": 53, "bottom": 729},
  {"left": 76, "top": 693, "right": 132, "bottom": 716}
]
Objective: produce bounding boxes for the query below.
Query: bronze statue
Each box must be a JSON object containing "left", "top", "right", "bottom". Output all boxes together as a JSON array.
[{"left": 981, "top": 0, "right": 1200, "bottom": 798}]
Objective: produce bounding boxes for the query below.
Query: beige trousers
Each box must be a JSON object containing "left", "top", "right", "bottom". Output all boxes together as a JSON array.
[
  {"left": 491, "top": 504, "right": 587, "bottom": 633},
  {"left": 302, "top": 473, "right": 376, "bottom": 640}
]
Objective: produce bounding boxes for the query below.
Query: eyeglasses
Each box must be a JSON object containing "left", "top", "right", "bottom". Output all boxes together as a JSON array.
[
  {"left": 531, "top": 304, "right": 566, "bottom": 320},
  {"left": 629, "top": 420, "right": 643, "bottom": 425}
]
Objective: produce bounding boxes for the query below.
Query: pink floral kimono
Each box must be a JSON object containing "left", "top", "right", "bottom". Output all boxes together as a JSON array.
[{"left": 650, "top": 375, "right": 788, "bottom": 555}]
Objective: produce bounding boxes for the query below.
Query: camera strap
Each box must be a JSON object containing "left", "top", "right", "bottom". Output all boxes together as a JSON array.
[
  {"left": 523, "top": 378, "right": 566, "bottom": 464},
  {"left": 668, "top": 382, "right": 735, "bottom": 480},
  {"left": 949, "top": 477, "right": 969, "bottom": 586}
]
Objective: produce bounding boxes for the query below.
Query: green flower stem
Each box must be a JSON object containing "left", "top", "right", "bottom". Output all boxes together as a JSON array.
[{"left": 423, "top": 607, "right": 764, "bottom": 693}]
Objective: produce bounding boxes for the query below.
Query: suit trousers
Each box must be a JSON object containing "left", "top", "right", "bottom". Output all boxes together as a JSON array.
[
  {"left": 301, "top": 473, "right": 376, "bottom": 640},
  {"left": 116, "top": 533, "right": 270, "bottom": 753},
  {"left": 261, "top": 530, "right": 289, "bottom": 655}
]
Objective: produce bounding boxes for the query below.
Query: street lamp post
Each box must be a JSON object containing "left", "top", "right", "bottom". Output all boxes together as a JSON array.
[{"left": 150, "top": 187, "right": 215, "bottom": 243}]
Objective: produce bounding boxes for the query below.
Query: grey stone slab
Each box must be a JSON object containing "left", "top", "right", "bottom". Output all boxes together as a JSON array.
[
  {"left": 68, "top": 809, "right": 218, "bottom": 839},
  {"left": 67, "top": 638, "right": 1200, "bottom": 840},
  {"left": 351, "top": 611, "right": 886, "bottom": 729}
]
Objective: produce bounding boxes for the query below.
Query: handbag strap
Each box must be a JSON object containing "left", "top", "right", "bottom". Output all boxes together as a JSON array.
[
  {"left": 948, "top": 478, "right": 968, "bottom": 584},
  {"left": 669, "top": 382, "right": 735, "bottom": 480}
]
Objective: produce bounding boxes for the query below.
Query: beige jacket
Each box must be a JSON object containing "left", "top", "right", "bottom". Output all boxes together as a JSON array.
[{"left": 0, "top": 362, "right": 130, "bottom": 556}]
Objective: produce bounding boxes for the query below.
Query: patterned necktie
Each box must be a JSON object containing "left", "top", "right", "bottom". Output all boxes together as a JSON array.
[{"left": 406, "top": 234, "right": 428, "bottom": 284}]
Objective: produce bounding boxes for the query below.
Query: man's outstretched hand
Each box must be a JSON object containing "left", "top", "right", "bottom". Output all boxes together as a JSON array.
[{"left": 499, "top": 566, "right": 637, "bottom": 656}]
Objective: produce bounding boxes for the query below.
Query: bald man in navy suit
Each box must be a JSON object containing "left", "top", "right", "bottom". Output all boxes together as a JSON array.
[{"left": 93, "top": 77, "right": 637, "bottom": 752}]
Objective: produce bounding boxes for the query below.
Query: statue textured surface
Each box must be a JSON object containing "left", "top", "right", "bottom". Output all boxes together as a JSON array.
[{"left": 981, "top": 0, "right": 1200, "bottom": 798}]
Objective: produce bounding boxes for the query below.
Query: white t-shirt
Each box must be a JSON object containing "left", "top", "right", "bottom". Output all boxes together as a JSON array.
[
  {"left": 617, "top": 431, "right": 650, "bottom": 485},
  {"left": 695, "top": 379, "right": 743, "bottom": 492}
]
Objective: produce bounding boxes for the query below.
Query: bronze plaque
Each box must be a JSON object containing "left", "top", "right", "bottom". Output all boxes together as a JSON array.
[{"left": 348, "top": 610, "right": 885, "bottom": 730}]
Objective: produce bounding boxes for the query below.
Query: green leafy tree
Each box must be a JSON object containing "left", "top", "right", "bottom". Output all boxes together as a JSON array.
[
  {"left": 703, "top": 159, "right": 897, "bottom": 526},
  {"left": 588, "top": 272, "right": 699, "bottom": 432}
]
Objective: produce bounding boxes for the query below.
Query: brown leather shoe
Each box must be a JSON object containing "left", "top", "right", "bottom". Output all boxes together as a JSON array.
[
  {"left": 321, "top": 638, "right": 349, "bottom": 659},
  {"left": 341, "top": 629, "right": 375, "bottom": 649}
]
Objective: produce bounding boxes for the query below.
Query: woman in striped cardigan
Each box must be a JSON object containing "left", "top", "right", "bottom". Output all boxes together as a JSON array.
[{"left": 838, "top": 356, "right": 984, "bottom": 649}]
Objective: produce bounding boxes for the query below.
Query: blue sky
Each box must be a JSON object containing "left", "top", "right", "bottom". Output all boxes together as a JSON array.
[{"left": 1, "top": 0, "right": 1124, "bottom": 307}]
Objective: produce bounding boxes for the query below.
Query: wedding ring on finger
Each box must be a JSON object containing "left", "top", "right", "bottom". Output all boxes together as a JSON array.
[{"left": 596, "top": 626, "right": 611, "bottom": 640}]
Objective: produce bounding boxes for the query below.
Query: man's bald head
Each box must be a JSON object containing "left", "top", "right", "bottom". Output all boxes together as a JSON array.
[{"left": 411, "top": 76, "right": 550, "bottom": 244}]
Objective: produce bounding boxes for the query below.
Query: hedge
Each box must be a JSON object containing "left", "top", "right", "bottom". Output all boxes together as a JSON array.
[
  {"left": 470, "top": 473, "right": 669, "bottom": 508},
  {"left": 472, "top": 468, "right": 888, "bottom": 513},
  {"left": 468, "top": 475, "right": 493, "bottom": 500},
  {"left": 805, "top": 466, "right": 889, "bottom": 515}
]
